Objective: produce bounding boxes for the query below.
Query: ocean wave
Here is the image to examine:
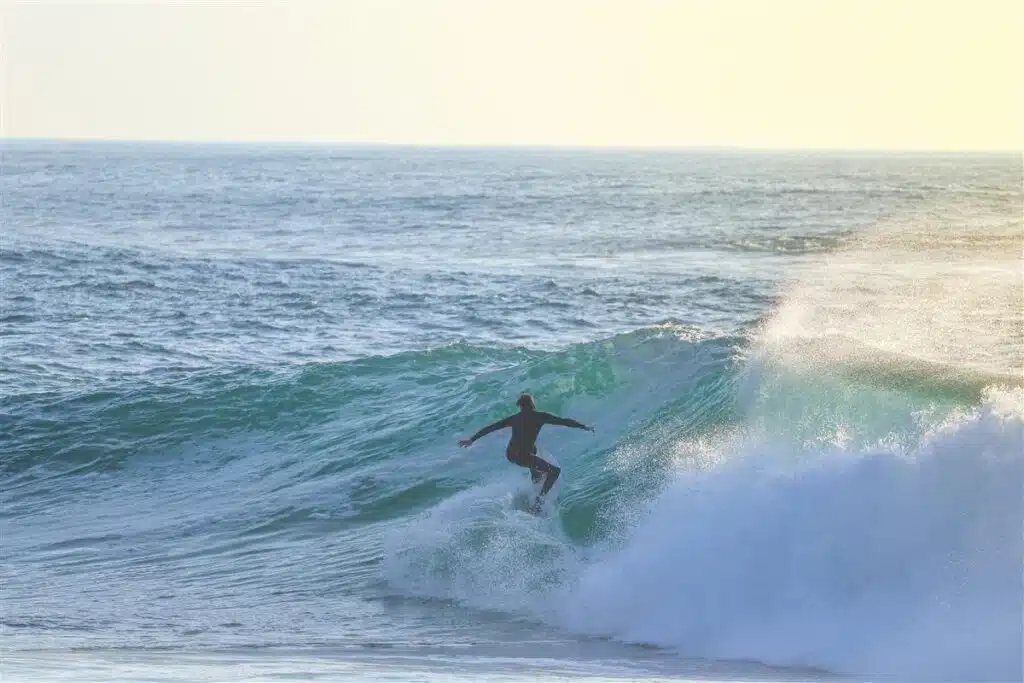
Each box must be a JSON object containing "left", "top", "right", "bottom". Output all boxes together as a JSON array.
[
  {"left": 0, "top": 325, "right": 739, "bottom": 478},
  {"left": 5, "top": 319, "right": 1020, "bottom": 679}
]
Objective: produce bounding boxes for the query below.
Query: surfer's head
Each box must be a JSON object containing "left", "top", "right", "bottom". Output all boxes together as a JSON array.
[{"left": 516, "top": 393, "right": 536, "bottom": 411}]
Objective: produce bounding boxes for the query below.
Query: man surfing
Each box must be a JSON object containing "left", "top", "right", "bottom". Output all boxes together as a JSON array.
[{"left": 459, "top": 393, "right": 593, "bottom": 510}]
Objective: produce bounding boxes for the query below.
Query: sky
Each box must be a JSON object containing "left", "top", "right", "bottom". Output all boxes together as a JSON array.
[{"left": 2, "top": 1, "right": 1021, "bottom": 150}]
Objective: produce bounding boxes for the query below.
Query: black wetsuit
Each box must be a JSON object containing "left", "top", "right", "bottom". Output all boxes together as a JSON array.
[{"left": 468, "top": 409, "right": 588, "bottom": 496}]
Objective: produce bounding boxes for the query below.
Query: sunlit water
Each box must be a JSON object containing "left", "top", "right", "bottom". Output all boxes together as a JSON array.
[{"left": 2, "top": 143, "right": 1021, "bottom": 682}]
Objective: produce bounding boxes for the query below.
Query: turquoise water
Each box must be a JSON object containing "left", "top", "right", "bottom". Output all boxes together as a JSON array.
[{"left": 2, "top": 143, "right": 1021, "bottom": 682}]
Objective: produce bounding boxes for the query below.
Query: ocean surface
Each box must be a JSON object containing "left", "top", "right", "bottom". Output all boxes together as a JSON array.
[{"left": 1, "top": 142, "right": 1021, "bottom": 683}]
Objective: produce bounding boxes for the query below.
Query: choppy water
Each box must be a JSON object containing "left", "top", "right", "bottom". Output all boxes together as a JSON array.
[{"left": 2, "top": 143, "right": 1022, "bottom": 682}]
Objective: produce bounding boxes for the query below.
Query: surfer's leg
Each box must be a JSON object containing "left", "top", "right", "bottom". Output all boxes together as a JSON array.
[
  {"left": 509, "top": 448, "right": 559, "bottom": 495},
  {"left": 514, "top": 459, "right": 543, "bottom": 484},
  {"left": 508, "top": 449, "right": 539, "bottom": 481},
  {"left": 524, "top": 454, "right": 560, "bottom": 497}
]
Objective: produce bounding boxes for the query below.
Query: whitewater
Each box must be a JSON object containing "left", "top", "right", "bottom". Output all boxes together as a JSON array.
[{"left": 1, "top": 143, "right": 1021, "bottom": 682}]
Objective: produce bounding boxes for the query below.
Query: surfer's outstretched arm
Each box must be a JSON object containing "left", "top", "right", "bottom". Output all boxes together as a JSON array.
[
  {"left": 542, "top": 412, "right": 593, "bottom": 431},
  {"left": 458, "top": 416, "right": 511, "bottom": 447}
]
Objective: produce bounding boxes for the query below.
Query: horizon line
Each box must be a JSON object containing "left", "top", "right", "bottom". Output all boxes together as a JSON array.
[{"left": 1, "top": 136, "right": 1021, "bottom": 155}]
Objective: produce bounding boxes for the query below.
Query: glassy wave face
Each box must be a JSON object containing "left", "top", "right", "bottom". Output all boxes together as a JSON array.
[{"left": 2, "top": 144, "right": 1021, "bottom": 681}]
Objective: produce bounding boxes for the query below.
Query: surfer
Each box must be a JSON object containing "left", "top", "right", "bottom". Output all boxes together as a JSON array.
[{"left": 459, "top": 394, "right": 593, "bottom": 507}]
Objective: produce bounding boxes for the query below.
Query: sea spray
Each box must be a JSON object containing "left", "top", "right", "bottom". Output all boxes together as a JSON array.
[
  {"left": 559, "top": 387, "right": 1023, "bottom": 680},
  {"left": 554, "top": 216, "right": 1023, "bottom": 680}
]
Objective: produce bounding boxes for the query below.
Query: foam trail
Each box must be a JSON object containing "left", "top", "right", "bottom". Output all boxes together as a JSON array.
[{"left": 381, "top": 474, "right": 583, "bottom": 616}]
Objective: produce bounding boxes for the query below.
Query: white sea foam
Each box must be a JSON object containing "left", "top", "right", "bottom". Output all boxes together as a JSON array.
[{"left": 560, "top": 387, "right": 1022, "bottom": 680}]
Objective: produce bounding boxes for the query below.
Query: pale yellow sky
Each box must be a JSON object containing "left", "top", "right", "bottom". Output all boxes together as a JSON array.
[{"left": 2, "top": 1, "right": 1021, "bottom": 149}]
